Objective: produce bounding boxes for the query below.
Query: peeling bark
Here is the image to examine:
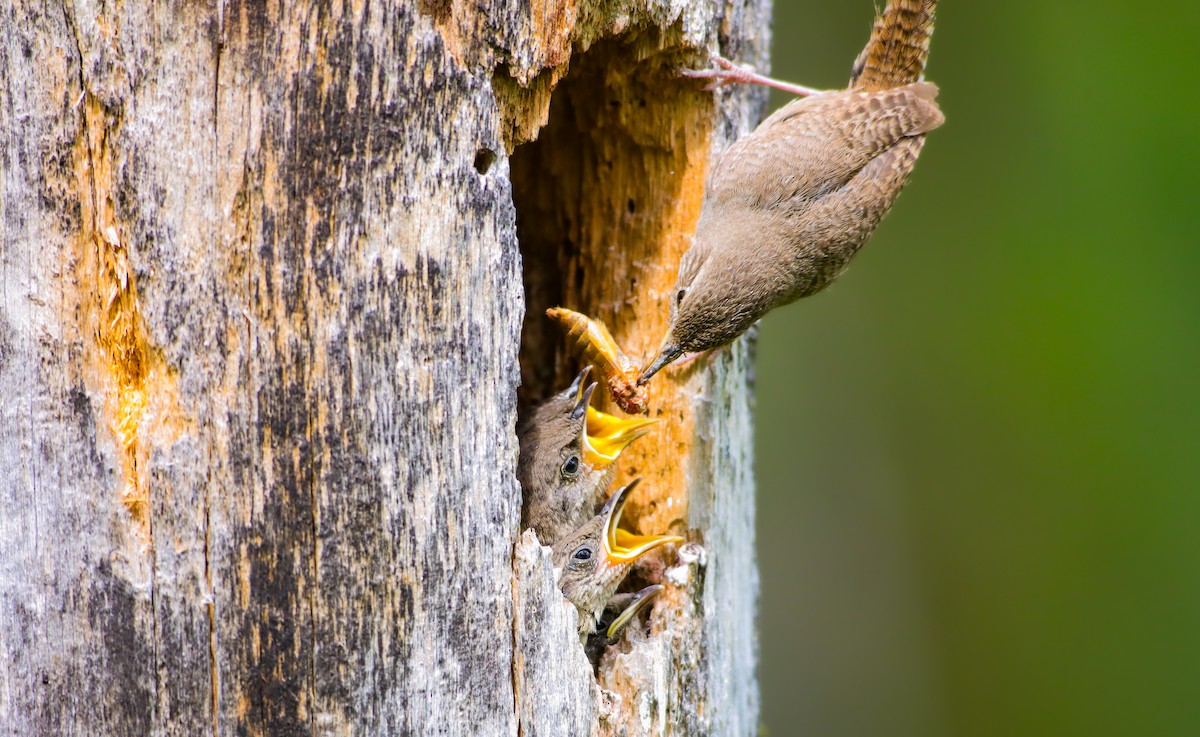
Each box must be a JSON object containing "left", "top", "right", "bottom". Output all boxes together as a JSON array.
[{"left": 0, "top": 1, "right": 768, "bottom": 734}]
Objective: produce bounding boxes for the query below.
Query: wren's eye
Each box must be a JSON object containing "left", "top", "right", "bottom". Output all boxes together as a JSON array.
[
  {"left": 572, "top": 546, "right": 593, "bottom": 562},
  {"left": 676, "top": 288, "right": 687, "bottom": 305},
  {"left": 561, "top": 455, "right": 581, "bottom": 478}
]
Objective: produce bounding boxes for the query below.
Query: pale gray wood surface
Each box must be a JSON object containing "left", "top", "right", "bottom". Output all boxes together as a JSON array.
[{"left": 0, "top": 1, "right": 768, "bottom": 734}]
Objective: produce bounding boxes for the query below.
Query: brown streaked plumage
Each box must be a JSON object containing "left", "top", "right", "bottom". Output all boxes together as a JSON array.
[
  {"left": 851, "top": 0, "right": 937, "bottom": 92},
  {"left": 640, "top": 0, "right": 943, "bottom": 383}
]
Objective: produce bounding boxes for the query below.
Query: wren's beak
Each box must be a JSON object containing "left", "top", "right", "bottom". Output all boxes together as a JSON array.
[
  {"left": 582, "top": 407, "right": 659, "bottom": 466},
  {"left": 600, "top": 479, "right": 684, "bottom": 564},
  {"left": 638, "top": 339, "right": 684, "bottom": 386},
  {"left": 605, "top": 584, "right": 665, "bottom": 640}
]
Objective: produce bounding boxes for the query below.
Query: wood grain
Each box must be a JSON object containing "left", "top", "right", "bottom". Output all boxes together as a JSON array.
[{"left": 0, "top": 1, "right": 769, "bottom": 734}]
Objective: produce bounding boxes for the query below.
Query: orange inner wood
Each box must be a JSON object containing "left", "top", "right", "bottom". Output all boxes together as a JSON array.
[{"left": 511, "top": 33, "right": 713, "bottom": 571}]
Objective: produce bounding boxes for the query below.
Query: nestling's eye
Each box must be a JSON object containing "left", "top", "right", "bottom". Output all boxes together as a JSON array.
[
  {"left": 561, "top": 455, "right": 581, "bottom": 478},
  {"left": 676, "top": 288, "right": 687, "bottom": 305},
  {"left": 572, "top": 546, "right": 593, "bottom": 562}
]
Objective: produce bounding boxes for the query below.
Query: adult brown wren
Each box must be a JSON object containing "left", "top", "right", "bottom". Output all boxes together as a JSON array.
[
  {"left": 518, "top": 366, "right": 658, "bottom": 545},
  {"left": 640, "top": 0, "right": 944, "bottom": 384}
]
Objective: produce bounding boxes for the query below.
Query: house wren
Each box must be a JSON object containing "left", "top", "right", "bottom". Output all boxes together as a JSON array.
[
  {"left": 640, "top": 0, "right": 944, "bottom": 383},
  {"left": 552, "top": 480, "right": 683, "bottom": 638},
  {"left": 518, "top": 366, "right": 658, "bottom": 545}
]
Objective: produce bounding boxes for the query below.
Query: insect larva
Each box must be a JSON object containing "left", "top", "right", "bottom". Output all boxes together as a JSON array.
[{"left": 547, "top": 307, "right": 649, "bottom": 415}]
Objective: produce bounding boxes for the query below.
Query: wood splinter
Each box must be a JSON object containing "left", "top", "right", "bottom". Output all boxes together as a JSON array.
[{"left": 547, "top": 307, "right": 648, "bottom": 415}]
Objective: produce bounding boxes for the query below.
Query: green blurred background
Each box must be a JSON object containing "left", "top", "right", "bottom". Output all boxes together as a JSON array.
[{"left": 756, "top": 2, "right": 1200, "bottom": 736}]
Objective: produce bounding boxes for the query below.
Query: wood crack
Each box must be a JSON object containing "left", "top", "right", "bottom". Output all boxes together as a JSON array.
[
  {"left": 306, "top": 316, "right": 319, "bottom": 737},
  {"left": 213, "top": 1, "right": 223, "bottom": 145},
  {"left": 208, "top": 8, "right": 224, "bottom": 736},
  {"left": 205, "top": 465, "right": 220, "bottom": 737},
  {"left": 510, "top": 547, "right": 523, "bottom": 737}
]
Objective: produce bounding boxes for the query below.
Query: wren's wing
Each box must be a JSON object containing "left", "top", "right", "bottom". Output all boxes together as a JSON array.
[
  {"left": 802, "top": 135, "right": 928, "bottom": 257},
  {"left": 706, "top": 82, "right": 943, "bottom": 213}
]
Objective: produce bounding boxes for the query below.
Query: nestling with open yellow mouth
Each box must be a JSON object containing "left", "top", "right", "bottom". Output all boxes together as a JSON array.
[
  {"left": 552, "top": 479, "right": 683, "bottom": 639},
  {"left": 518, "top": 366, "right": 659, "bottom": 546}
]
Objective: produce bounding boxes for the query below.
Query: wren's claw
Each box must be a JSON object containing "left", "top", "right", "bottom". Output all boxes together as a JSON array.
[
  {"left": 679, "top": 53, "right": 827, "bottom": 97},
  {"left": 553, "top": 480, "right": 683, "bottom": 638}
]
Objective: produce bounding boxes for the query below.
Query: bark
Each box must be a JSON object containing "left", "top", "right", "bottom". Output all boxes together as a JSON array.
[{"left": 0, "top": 1, "right": 767, "bottom": 735}]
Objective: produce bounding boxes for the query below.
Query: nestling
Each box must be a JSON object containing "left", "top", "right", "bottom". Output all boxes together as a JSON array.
[
  {"left": 518, "top": 366, "right": 658, "bottom": 545},
  {"left": 640, "top": 0, "right": 944, "bottom": 383},
  {"left": 552, "top": 480, "right": 682, "bottom": 638},
  {"left": 584, "top": 584, "right": 664, "bottom": 667}
]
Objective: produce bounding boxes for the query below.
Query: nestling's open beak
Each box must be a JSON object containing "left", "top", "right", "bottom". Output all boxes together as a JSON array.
[
  {"left": 637, "top": 339, "right": 684, "bottom": 386},
  {"left": 600, "top": 480, "right": 684, "bottom": 564},
  {"left": 582, "top": 407, "right": 659, "bottom": 466},
  {"left": 605, "top": 584, "right": 664, "bottom": 640}
]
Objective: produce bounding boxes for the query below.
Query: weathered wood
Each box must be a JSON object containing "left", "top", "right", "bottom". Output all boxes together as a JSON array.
[
  {"left": 514, "top": 531, "right": 597, "bottom": 737},
  {"left": 0, "top": 1, "right": 768, "bottom": 734}
]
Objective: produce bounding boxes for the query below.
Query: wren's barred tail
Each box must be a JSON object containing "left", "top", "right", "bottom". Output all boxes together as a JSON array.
[{"left": 850, "top": 0, "right": 937, "bottom": 91}]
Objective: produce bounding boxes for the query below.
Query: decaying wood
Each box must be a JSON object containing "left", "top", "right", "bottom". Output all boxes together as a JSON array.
[
  {"left": 513, "top": 531, "right": 597, "bottom": 736},
  {"left": 0, "top": 0, "right": 768, "bottom": 734}
]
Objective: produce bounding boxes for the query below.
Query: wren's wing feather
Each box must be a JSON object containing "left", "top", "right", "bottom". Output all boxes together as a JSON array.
[
  {"left": 790, "top": 136, "right": 928, "bottom": 278},
  {"left": 706, "top": 83, "right": 943, "bottom": 215}
]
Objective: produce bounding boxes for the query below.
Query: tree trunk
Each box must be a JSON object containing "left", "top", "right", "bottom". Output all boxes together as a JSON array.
[{"left": 0, "top": 1, "right": 767, "bottom": 734}]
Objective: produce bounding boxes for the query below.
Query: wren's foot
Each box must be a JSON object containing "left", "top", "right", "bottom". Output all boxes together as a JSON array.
[{"left": 679, "top": 53, "right": 826, "bottom": 97}]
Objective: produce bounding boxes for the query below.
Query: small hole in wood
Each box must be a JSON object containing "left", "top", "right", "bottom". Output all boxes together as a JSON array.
[{"left": 473, "top": 148, "right": 495, "bottom": 175}]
